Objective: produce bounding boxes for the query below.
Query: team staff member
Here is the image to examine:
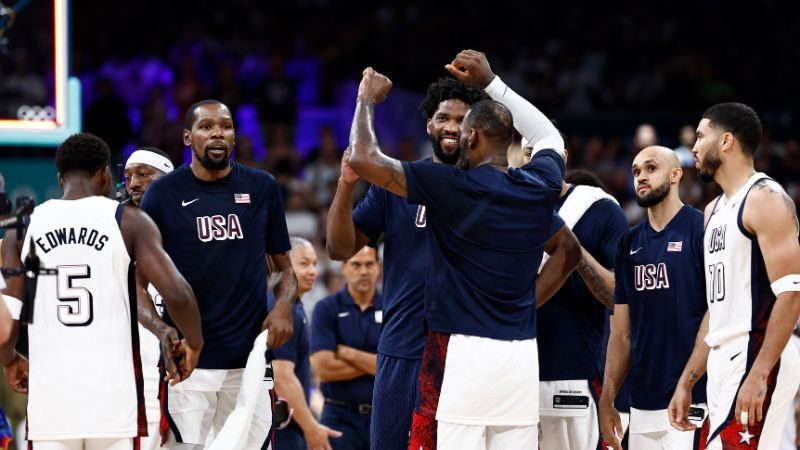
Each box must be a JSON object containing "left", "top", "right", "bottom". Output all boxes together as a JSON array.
[
  {"left": 311, "top": 246, "right": 382, "bottom": 450},
  {"left": 273, "top": 237, "right": 342, "bottom": 450}
]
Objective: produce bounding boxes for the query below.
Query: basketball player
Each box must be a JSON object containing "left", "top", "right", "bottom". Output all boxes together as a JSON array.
[
  {"left": 123, "top": 146, "right": 177, "bottom": 450},
  {"left": 0, "top": 133, "right": 203, "bottom": 450},
  {"left": 520, "top": 142, "right": 629, "bottom": 449},
  {"left": 326, "top": 77, "right": 488, "bottom": 450},
  {"left": 140, "top": 99, "right": 297, "bottom": 449},
  {"left": 347, "top": 66, "right": 567, "bottom": 449},
  {"left": 328, "top": 71, "right": 578, "bottom": 449},
  {"left": 669, "top": 103, "right": 800, "bottom": 449},
  {"left": 599, "top": 146, "right": 708, "bottom": 449}
]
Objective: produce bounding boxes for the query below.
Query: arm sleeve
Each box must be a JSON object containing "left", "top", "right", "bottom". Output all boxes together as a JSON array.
[
  {"left": 352, "top": 185, "right": 387, "bottom": 242},
  {"left": 614, "top": 233, "right": 630, "bottom": 305},
  {"left": 484, "top": 76, "right": 565, "bottom": 157},
  {"left": 265, "top": 179, "right": 291, "bottom": 255},
  {"left": 401, "top": 160, "right": 469, "bottom": 215},
  {"left": 310, "top": 300, "right": 338, "bottom": 353}
]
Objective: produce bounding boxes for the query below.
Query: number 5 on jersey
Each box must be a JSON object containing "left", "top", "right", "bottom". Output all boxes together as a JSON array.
[{"left": 57, "top": 265, "right": 94, "bottom": 326}]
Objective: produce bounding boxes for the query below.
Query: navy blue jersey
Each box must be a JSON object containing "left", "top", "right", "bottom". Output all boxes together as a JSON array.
[
  {"left": 401, "top": 150, "right": 564, "bottom": 340},
  {"left": 269, "top": 295, "right": 312, "bottom": 400},
  {"left": 615, "top": 205, "right": 707, "bottom": 410},
  {"left": 538, "top": 192, "right": 628, "bottom": 381},
  {"left": 141, "top": 163, "right": 291, "bottom": 369},
  {"left": 353, "top": 181, "right": 427, "bottom": 359},
  {"left": 311, "top": 288, "right": 382, "bottom": 405}
]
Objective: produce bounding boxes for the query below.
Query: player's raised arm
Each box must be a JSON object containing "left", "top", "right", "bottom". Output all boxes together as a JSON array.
[
  {"left": 734, "top": 180, "right": 800, "bottom": 427},
  {"left": 326, "top": 147, "right": 372, "bottom": 260},
  {"left": 263, "top": 251, "right": 297, "bottom": 349},
  {"left": 121, "top": 206, "right": 203, "bottom": 379},
  {"left": 347, "top": 68, "right": 408, "bottom": 198},
  {"left": 445, "top": 49, "right": 565, "bottom": 159}
]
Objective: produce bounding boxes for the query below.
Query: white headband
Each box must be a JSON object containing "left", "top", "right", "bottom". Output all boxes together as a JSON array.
[{"left": 125, "top": 150, "right": 174, "bottom": 173}]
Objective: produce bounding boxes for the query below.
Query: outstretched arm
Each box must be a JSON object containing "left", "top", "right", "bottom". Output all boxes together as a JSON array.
[
  {"left": 122, "top": 206, "right": 203, "bottom": 381},
  {"left": 347, "top": 68, "right": 408, "bottom": 198},
  {"left": 445, "top": 50, "right": 565, "bottom": 158}
]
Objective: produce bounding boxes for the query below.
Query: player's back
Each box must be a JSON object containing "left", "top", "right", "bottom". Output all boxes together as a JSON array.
[
  {"left": 22, "top": 196, "right": 141, "bottom": 440},
  {"left": 402, "top": 149, "right": 563, "bottom": 340}
]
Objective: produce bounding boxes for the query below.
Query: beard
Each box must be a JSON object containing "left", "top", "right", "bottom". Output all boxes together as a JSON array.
[
  {"left": 698, "top": 145, "right": 722, "bottom": 183},
  {"left": 430, "top": 134, "right": 460, "bottom": 165},
  {"left": 636, "top": 181, "right": 671, "bottom": 207},
  {"left": 194, "top": 146, "right": 230, "bottom": 170}
]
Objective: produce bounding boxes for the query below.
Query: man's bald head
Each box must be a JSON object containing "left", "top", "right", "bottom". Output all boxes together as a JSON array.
[
  {"left": 633, "top": 146, "right": 680, "bottom": 170},
  {"left": 631, "top": 146, "right": 683, "bottom": 208}
]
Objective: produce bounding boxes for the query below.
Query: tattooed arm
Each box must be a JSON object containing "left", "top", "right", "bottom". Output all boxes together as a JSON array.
[
  {"left": 734, "top": 179, "right": 800, "bottom": 427},
  {"left": 576, "top": 248, "right": 615, "bottom": 309},
  {"left": 347, "top": 68, "right": 409, "bottom": 198}
]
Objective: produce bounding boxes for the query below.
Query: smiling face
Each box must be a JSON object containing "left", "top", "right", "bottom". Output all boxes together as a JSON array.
[
  {"left": 427, "top": 99, "right": 469, "bottom": 165},
  {"left": 184, "top": 103, "right": 235, "bottom": 171},
  {"left": 290, "top": 244, "right": 318, "bottom": 297}
]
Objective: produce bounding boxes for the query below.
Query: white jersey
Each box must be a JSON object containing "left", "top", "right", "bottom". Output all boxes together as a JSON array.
[
  {"left": 22, "top": 196, "right": 143, "bottom": 440},
  {"left": 704, "top": 172, "right": 777, "bottom": 346}
]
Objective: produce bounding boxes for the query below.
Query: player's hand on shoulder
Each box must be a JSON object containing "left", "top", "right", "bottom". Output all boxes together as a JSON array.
[
  {"left": 667, "top": 385, "right": 697, "bottom": 431},
  {"left": 357, "top": 67, "right": 392, "bottom": 104},
  {"left": 340, "top": 147, "right": 359, "bottom": 185},
  {"left": 262, "top": 300, "right": 294, "bottom": 349},
  {"left": 4, "top": 352, "right": 28, "bottom": 394},
  {"left": 445, "top": 49, "right": 496, "bottom": 89}
]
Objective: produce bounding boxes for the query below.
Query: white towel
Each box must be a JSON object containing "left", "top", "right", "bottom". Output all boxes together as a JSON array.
[
  {"left": 539, "top": 185, "right": 618, "bottom": 273},
  {"left": 207, "top": 330, "right": 272, "bottom": 450}
]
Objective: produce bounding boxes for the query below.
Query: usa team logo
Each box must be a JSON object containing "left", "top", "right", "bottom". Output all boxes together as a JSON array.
[{"left": 234, "top": 193, "right": 251, "bottom": 204}]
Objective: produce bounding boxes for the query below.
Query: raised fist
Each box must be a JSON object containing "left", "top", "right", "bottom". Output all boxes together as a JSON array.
[
  {"left": 445, "top": 49, "right": 496, "bottom": 89},
  {"left": 357, "top": 67, "right": 393, "bottom": 103}
]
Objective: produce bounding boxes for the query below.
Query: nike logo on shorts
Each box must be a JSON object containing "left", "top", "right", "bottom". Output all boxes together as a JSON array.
[
  {"left": 730, "top": 351, "right": 742, "bottom": 361},
  {"left": 182, "top": 198, "right": 199, "bottom": 207}
]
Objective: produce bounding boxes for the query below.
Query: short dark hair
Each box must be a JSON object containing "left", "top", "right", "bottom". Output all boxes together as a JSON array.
[
  {"left": 419, "top": 77, "right": 488, "bottom": 120},
  {"left": 184, "top": 99, "right": 225, "bottom": 130},
  {"left": 55, "top": 133, "right": 111, "bottom": 176},
  {"left": 136, "top": 146, "right": 170, "bottom": 159},
  {"left": 565, "top": 169, "right": 607, "bottom": 190},
  {"left": 702, "top": 102, "right": 762, "bottom": 156},
  {"left": 463, "top": 100, "right": 514, "bottom": 146}
]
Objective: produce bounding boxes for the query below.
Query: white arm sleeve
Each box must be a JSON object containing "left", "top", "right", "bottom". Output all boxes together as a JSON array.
[
  {"left": 484, "top": 76, "right": 565, "bottom": 158},
  {"left": 2, "top": 295, "right": 22, "bottom": 321}
]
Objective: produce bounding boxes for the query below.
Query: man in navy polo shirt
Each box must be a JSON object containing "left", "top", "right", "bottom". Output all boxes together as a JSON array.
[
  {"left": 273, "top": 238, "right": 342, "bottom": 450},
  {"left": 311, "top": 246, "right": 382, "bottom": 450}
]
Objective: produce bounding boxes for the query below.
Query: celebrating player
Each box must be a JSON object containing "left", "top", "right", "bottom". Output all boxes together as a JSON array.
[
  {"left": 600, "top": 146, "right": 708, "bottom": 449},
  {"left": 670, "top": 103, "right": 800, "bottom": 449},
  {"left": 0, "top": 133, "right": 203, "bottom": 450},
  {"left": 347, "top": 65, "right": 568, "bottom": 449},
  {"left": 140, "top": 100, "right": 298, "bottom": 449}
]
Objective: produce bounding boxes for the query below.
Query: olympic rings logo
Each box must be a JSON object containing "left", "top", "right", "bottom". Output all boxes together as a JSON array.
[{"left": 17, "top": 105, "right": 56, "bottom": 121}]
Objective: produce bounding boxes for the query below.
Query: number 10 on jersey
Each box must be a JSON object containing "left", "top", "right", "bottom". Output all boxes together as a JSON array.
[{"left": 707, "top": 262, "right": 725, "bottom": 303}]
